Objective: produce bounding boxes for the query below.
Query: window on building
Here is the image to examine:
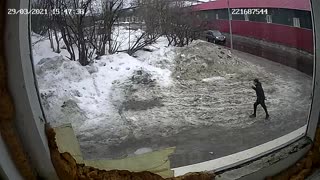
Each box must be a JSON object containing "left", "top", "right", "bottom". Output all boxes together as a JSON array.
[
  {"left": 266, "top": 15, "right": 272, "bottom": 23},
  {"left": 216, "top": 14, "right": 219, "bottom": 19},
  {"left": 244, "top": 14, "right": 249, "bottom": 21},
  {"left": 232, "top": 14, "right": 245, "bottom": 21},
  {"left": 216, "top": 9, "right": 228, "bottom": 19},
  {"left": 295, "top": 11, "right": 313, "bottom": 29},
  {"left": 293, "top": 17, "right": 301, "bottom": 27}
]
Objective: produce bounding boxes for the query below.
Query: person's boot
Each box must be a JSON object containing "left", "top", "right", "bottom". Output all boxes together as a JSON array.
[
  {"left": 250, "top": 114, "right": 256, "bottom": 118},
  {"left": 265, "top": 114, "right": 270, "bottom": 119}
]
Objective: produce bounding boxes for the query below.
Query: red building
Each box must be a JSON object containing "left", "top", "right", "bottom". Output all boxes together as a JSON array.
[{"left": 192, "top": 0, "right": 314, "bottom": 75}]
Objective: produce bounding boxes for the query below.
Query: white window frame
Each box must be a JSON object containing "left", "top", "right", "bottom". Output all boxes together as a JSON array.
[
  {"left": 1, "top": 0, "right": 320, "bottom": 179},
  {"left": 306, "top": 0, "right": 320, "bottom": 141},
  {"left": 4, "top": 0, "right": 58, "bottom": 179},
  {"left": 266, "top": 15, "right": 272, "bottom": 23},
  {"left": 244, "top": 14, "right": 249, "bottom": 21},
  {"left": 203, "top": 13, "right": 207, "bottom": 19},
  {"left": 216, "top": 13, "right": 219, "bottom": 20},
  {"left": 293, "top": 17, "right": 301, "bottom": 27}
]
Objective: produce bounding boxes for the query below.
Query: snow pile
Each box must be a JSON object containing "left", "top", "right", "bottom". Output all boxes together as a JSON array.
[
  {"left": 135, "top": 37, "right": 176, "bottom": 70},
  {"left": 36, "top": 56, "right": 90, "bottom": 82},
  {"left": 173, "top": 40, "right": 262, "bottom": 81},
  {"left": 32, "top": 36, "right": 174, "bottom": 149},
  {"left": 36, "top": 56, "right": 91, "bottom": 127}
]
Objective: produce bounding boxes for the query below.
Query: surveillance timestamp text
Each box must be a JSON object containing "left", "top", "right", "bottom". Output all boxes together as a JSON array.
[
  {"left": 232, "top": 8, "right": 268, "bottom": 15},
  {"left": 8, "top": 8, "right": 85, "bottom": 15}
]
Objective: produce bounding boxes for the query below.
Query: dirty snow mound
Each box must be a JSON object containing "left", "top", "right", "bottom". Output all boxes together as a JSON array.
[
  {"left": 111, "top": 69, "right": 164, "bottom": 113},
  {"left": 173, "top": 40, "right": 260, "bottom": 81}
]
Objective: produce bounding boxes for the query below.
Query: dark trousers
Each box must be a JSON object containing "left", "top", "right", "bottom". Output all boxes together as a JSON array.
[{"left": 253, "top": 99, "right": 269, "bottom": 116}]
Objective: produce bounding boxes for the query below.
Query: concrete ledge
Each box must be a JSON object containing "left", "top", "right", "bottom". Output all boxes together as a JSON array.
[{"left": 172, "top": 125, "right": 307, "bottom": 177}]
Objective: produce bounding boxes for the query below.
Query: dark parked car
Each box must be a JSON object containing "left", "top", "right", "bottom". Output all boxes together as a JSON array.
[{"left": 205, "top": 30, "right": 226, "bottom": 45}]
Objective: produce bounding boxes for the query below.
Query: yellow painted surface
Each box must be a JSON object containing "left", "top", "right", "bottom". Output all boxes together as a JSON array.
[
  {"left": 54, "top": 124, "right": 175, "bottom": 178},
  {"left": 85, "top": 147, "right": 175, "bottom": 178},
  {"left": 54, "top": 124, "right": 84, "bottom": 163}
]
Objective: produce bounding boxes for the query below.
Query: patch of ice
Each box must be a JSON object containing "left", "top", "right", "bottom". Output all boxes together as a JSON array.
[
  {"left": 202, "top": 76, "right": 226, "bottom": 82},
  {"left": 134, "top": 148, "right": 153, "bottom": 155}
]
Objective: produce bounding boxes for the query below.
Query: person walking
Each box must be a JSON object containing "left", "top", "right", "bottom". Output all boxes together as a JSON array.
[{"left": 250, "top": 79, "right": 270, "bottom": 119}]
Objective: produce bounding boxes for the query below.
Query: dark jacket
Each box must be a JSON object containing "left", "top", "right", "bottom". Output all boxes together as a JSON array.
[{"left": 252, "top": 82, "right": 266, "bottom": 101}]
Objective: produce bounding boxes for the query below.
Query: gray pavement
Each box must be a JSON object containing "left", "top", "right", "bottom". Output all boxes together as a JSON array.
[{"left": 80, "top": 49, "right": 312, "bottom": 168}]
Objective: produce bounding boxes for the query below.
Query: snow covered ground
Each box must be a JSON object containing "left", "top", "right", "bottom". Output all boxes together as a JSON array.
[{"left": 31, "top": 30, "right": 312, "bottom": 163}]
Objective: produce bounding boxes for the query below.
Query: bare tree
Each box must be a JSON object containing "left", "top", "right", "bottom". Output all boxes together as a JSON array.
[
  {"left": 134, "top": 0, "right": 168, "bottom": 35},
  {"left": 33, "top": 0, "right": 192, "bottom": 64},
  {"left": 31, "top": 0, "right": 50, "bottom": 36},
  {"left": 32, "top": 0, "right": 126, "bottom": 64},
  {"left": 126, "top": 32, "right": 159, "bottom": 55},
  {"left": 49, "top": 0, "right": 63, "bottom": 53},
  {"left": 162, "top": 1, "right": 201, "bottom": 47},
  {"left": 104, "top": 0, "right": 124, "bottom": 54},
  {"left": 31, "top": 0, "right": 62, "bottom": 53},
  {"left": 121, "top": 0, "right": 164, "bottom": 55},
  {"left": 53, "top": 0, "right": 95, "bottom": 65},
  {"left": 53, "top": 0, "right": 77, "bottom": 61},
  {"left": 132, "top": 0, "right": 200, "bottom": 48},
  {"left": 87, "top": 0, "right": 124, "bottom": 57}
]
